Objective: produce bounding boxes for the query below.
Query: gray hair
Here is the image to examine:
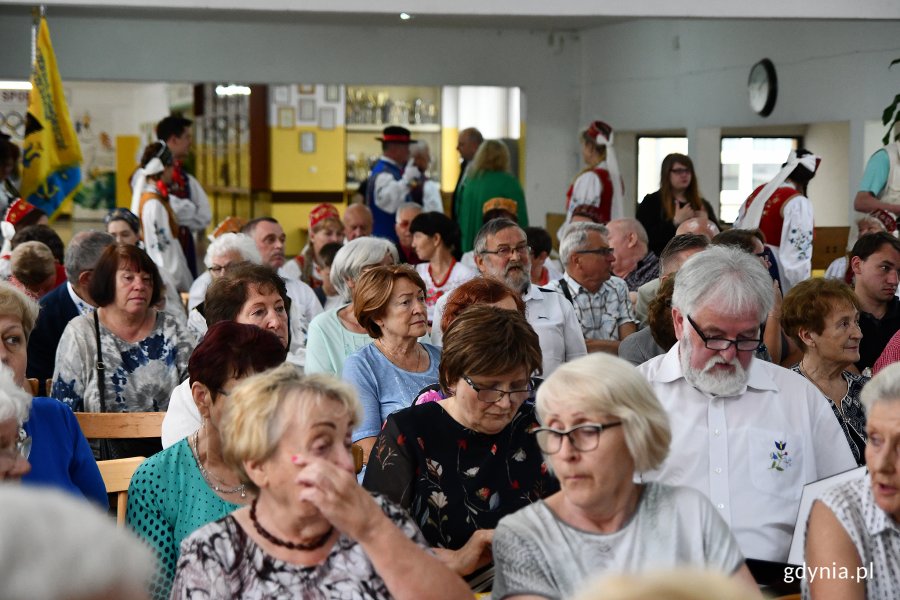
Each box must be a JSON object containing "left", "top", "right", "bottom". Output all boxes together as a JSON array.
[
  {"left": 0, "top": 486, "right": 154, "bottom": 599},
  {"left": 559, "top": 221, "right": 609, "bottom": 266},
  {"left": 396, "top": 202, "right": 423, "bottom": 223},
  {"left": 536, "top": 353, "right": 671, "bottom": 472},
  {"left": 672, "top": 245, "right": 773, "bottom": 321},
  {"left": 0, "top": 364, "right": 31, "bottom": 423},
  {"left": 659, "top": 233, "right": 710, "bottom": 276},
  {"left": 861, "top": 362, "right": 900, "bottom": 411},
  {"left": 410, "top": 141, "right": 430, "bottom": 158},
  {"left": 473, "top": 218, "right": 525, "bottom": 255},
  {"left": 204, "top": 232, "right": 261, "bottom": 268},
  {"left": 63, "top": 231, "right": 115, "bottom": 282},
  {"left": 608, "top": 218, "right": 648, "bottom": 246},
  {"left": 330, "top": 237, "right": 399, "bottom": 302}
]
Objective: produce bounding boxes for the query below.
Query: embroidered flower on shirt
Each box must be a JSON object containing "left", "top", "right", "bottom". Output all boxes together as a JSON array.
[
  {"left": 769, "top": 440, "right": 792, "bottom": 471},
  {"left": 788, "top": 228, "right": 812, "bottom": 260}
]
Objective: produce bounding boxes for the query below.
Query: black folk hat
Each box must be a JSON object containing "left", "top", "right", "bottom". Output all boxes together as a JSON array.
[{"left": 376, "top": 125, "right": 416, "bottom": 144}]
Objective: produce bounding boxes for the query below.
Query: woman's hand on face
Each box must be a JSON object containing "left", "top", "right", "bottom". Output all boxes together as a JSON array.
[
  {"left": 672, "top": 201, "right": 695, "bottom": 226},
  {"left": 432, "top": 529, "right": 494, "bottom": 576},
  {"left": 293, "top": 454, "right": 381, "bottom": 542}
]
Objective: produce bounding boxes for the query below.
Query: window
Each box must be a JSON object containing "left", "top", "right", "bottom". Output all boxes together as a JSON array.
[
  {"left": 636, "top": 137, "right": 688, "bottom": 204},
  {"left": 719, "top": 137, "right": 800, "bottom": 223}
]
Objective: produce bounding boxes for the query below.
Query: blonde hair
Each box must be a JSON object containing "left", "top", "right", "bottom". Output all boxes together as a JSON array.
[
  {"left": 470, "top": 139, "right": 511, "bottom": 176},
  {"left": 0, "top": 282, "right": 39, "bottom": 340},
  {"left": 536, "top": 353, "right": 671, "bottom": 472},
  {"left": 220, "top": 364, "right": 362, "bottom": 494}
]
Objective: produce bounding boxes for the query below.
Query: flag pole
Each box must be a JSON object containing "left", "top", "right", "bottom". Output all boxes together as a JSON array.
[{"left": 31, "top": 5, "right": 45, "bottom": 65}]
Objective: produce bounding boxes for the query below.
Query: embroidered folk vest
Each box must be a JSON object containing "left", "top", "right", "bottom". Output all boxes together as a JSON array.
[
  {"left": 566, "top": 166, "right": 614, "bottom": 224},
  {"left": 742, "top": 185, "right": 801, "bottom": 248}
]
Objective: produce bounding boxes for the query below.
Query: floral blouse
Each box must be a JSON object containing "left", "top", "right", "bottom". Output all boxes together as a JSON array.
[
  {"left": 790, "top": 364, "right": 868, "bottom": 466},
  {"left": 362, "top": 401, "right": 558, "bottom": 551}
]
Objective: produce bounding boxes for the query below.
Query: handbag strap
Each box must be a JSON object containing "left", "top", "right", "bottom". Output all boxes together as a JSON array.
[
  {"left": 93, "top": 309, "right": 107, "bottom": 413},
  {"left": 557, "top": 278, "right": 574, "bottom": 304}
]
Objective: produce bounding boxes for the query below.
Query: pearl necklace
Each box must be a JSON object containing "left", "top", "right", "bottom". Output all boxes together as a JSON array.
[{"left": 191, "top": 431, "right": 246, "bottom": 498}]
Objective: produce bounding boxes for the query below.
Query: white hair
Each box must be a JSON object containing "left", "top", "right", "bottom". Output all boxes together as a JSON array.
[
  {"left": 559, "top": 221, "right": 609, "bottom": 266},
  {"left": 672, "top": 245, "right": 773, "bottom": 321},
  {"left": 204, "top": 232, "right": 262, "bottom": 268},
  {"left": 861, "top": 362, "right": 900, "bottom": 411},
  {"left": 0, "top": 364, "right": 30, "bottom": 424},
  {"left": 410, "top": 141, "right": 430, "bottom": 158},
  {"left": 0, "top": 486, "right": 154, "bottom": 599},
  {"left": 330, "top": 237, "right": 399, "bottom": 302},
  {"left": 396, "top": 202, "right": 423, "bottom": 223}
]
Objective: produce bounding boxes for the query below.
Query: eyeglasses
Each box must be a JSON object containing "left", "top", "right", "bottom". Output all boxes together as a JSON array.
[
  {"left": 686, "top": 314, "right": 762, "bottom": 352},
  {"left": 479, "top": 244, "right": 531, "bottom": 259},
  {"left": 462, "top": 375, "right": 533, "bottom": 404},
  {"left": 208, "top": 260, "right": 249, "bottom": 275},
  {"left": 532, "top": 422, "right": 622, "bottom": 454},
  {"left": 575, "top": 247, "right": 614, "bottom": 256}
]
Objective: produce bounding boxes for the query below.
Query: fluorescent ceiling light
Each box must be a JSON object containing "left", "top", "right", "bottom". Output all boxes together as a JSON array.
[
  {"left": 400, "top": 12, "right": 412, "bottom": 20},
  {"left": 215, "top": 84, "right": 251, "bottom": 96},
  {"left": 0, "top": 81, "right": 32, "bottom": 90}
]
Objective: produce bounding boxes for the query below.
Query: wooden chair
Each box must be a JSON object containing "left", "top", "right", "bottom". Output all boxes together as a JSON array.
[
  {"left": 352, "top": 443, "right": 364, "bottom": 474},
  {"left": 97, "top": 457, "right": 145, "bottom": 526},
  {"left": 74, "top": 412, "right": 165, "bottom": 525}
]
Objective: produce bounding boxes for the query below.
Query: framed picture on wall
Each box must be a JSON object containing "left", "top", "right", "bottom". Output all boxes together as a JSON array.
[
  {"left": 298, "top": 84, "right": 315, "bottom": 95},
  {"left": 299, "top": 98, "right": 316, "bottom": 122},
  {"left": 325, "top": 85, "right": 340, "bottom": 103},
  {"left": 277, "top": 106, "right": 295, "bottom": 129},
  {"left": 319, "top": 107, "right": 336, "bottom": 130},
  {"left": 273, "top": 85, "right": 290, "bottom": 104},
  {"left": 300, "top": 131, "right": 316, "bottom": 153}
]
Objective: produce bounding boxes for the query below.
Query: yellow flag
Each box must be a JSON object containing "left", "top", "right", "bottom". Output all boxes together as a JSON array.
[{"left": 20, "top": 17, "right": 82, "bottom": 216}]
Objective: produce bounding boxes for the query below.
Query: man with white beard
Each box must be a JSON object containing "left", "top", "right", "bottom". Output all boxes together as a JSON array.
[{"left": 637, "top": 245, "right": 856, "bottom": 563}]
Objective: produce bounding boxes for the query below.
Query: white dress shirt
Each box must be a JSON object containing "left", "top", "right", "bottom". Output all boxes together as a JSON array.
[
  {"left": 637, "top": 342, "right": 857, "bottom": 562},
  {"left": 430, "top": 282, "right": 587, "bottom": 377}
]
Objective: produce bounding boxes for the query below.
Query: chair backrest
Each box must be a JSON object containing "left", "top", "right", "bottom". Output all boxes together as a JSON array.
[
  {"left": 26, "top": 378, "right": 39, "bottom": 396},
  {"left": 352, "top": 444, "right": 364, "bottom": 474},
  {"left": 74, "top": 412, "right": 166, "bottom": 440},
  {"left": 97, "top": 456, "right": 145, "bottom": 526}
]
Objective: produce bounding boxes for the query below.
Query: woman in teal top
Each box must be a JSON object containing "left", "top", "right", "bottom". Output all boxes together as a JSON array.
[
  {"left": 125, "top": 321, "right": 287, "bottom": 600},
  {"left": 458, "top": 139, "right": 528, "bottom": 252}
]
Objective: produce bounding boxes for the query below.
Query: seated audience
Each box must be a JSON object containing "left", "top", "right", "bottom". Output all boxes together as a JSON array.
[
  {"left": 52, "top": 244, "right": 194, "bottom": 459},
  {"left": 460, "top": 198, "right": 520, "bottom": 270},
  {"left": 492, "top": 353, "right": 754, "bottom": 600},
  {"left": 637, "top": 246, "right": 857, "bottom": 562},
  {"left": 304, "top": 237, "right": 398, "bottom": 376},
  {"left": 127, "top": 321, "right": 286, "bottom": 600},
  {"left": 432, "top": 219, "right": 586, "bottom": 376},
  {"left": 9, "top": 241, "right": 56, "bottom": 299},
  {"left": 619, "top": 275, "right": 676, "bottom": 366},
  {"left": 281, "top": 203, "right": 344, "bottom": 288},
  {"left": 26, "top": 231, "right": 114, "bottom": 394},
  {"left": 634, "top": 232, "right": 709, "bottom": 326},
  {"left": 850, "top": 232, "right": 900, "bottom": 371},
  {"left": 803, "top": 363, "right": 900, "bottom": 600},
  {"left": 409, "top": 211, "right": 476, "bottom": 324},
  {"left": 0, "top": 486, "right": 153, "bottom": 600},
  {"left": 547, "top": 221, "right": 637, "bottom": 355},
  {"left": 0, "top": 199, "right": 48, "bottom": 280},
  {"left": 440, "top": 277, "right": 526, "bottom": 331},
  {"left": 824, "top": 214, "right": 887, "bottom": 282},
  {"left": 187, "top": 231, "right": 260, "bottom": 311},
  {"left": 161, "top": 263, "right": 295, "bottom": 447},
  {"left": 364, "top": 306, "right": 558, "bottom": 589},
  {"left": 394, "top": 202, "right": 425, "bottom": 265},
  {"left": 606, "top": 218, "right": 660, "bottom": 292},
  {"left": 170, "top": 364, "right": 470, "bottom": 599},
  {"left": 343, "top": 202, "right": 373, "bottom": 241},
  {"left": 9, "top": 223, "right": 66, "bottom": 287},
  {"left": 343, "top": 265, "right": 441, "bottom": 461},
  {"left": 525, "top": 226, "right": 562, "bottom": 287},
  {"left": 0, "top": 283, "right": 105, "bottom": 504},
  {"left": 675, "top": 215, "right": 720, "bottom": 240},
  {"left": 782, "top": 278, "right": 868, "bottom": 466},
  {"left": 312, "top": 241, "right": 343, "bottom": 310}
]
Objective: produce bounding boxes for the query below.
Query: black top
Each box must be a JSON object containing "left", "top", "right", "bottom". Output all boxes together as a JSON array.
[
  {"left": 857, "top": 296, "right": 900, "bottom": 371},
  {"left": 636, "top": 190, "right": 720, "bottom": 257},
  {"left": 362, "top": 401, "right": 558, "bottom": 551},
  {"left": 27, "top": 282, "right": 79, "bottom": 394}
]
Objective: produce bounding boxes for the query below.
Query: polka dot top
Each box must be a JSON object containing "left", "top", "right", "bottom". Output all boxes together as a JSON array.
[{"left": 126, "top": 437, "right": 242, "bottom": 600}]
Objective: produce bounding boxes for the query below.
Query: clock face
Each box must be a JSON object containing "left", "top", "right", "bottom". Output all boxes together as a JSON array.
[{"left": 748, "top": 59, "right": 777, "bottom": 117}]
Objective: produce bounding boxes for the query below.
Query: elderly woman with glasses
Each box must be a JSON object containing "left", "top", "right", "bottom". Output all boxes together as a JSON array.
[
  {"left": 170, "top": 363, "right": 470, "bottom": 599},
  {"left": 0, "top": 282, "right": 105, "bottom": 504},
  {"left": 363, "top": 305, "right": 557, "bottom": 590},
  {"left": 491, "top": 353, "right": 756, "bottom": 600}
]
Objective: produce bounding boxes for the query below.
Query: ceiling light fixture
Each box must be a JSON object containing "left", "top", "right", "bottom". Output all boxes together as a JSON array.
[
  {"left": 215, "top": 84, "right": 251, "bottom": 96},
  {"left": 399, "top": 12, "right": 412, "bottom": 20}
]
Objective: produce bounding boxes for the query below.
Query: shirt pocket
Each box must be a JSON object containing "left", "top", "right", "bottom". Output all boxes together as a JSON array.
[{"left": 747, "top": 426, "right": 803, "bottom": 501}]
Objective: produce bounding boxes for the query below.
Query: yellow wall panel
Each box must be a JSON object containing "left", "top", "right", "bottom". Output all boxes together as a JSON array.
[
  {"left": 270, "top": 127, "right": 346, "bottom": 192},
  {"left": 442, "top": 126, "right": 460, "bottom": 192},
  {"left": 116, "top": 135, "right": 141, "bottom": 207}
]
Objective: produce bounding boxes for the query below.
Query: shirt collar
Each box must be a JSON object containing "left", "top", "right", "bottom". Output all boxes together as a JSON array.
[
  {"left": 562, "top": 272, "right": 601, "bottom": 296},
  {"left": 522, "top": 283, "right": 542, "bottom": 302},
  {"left": 652, "top": 341, "right": 779, "bottom": 395},
  {"left": 66, "top": 281, "right": 94, "bottom": 316}
]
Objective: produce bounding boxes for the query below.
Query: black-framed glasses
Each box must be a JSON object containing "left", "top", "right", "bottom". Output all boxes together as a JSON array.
[
  {"left": 479, "top": 244, "right": 531, "bottom": 259},
  {"left": 575, "top": 247, "right": 614, "bottom": 256},
  {"left": 462, "top": 375, "right": 533, "bottom": 404},
  {"left": 532, "top": 422, "right": 622, "bottom": 454},
  {"left": 686, "top": 314, "right": 762, "bottom": 352}
]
